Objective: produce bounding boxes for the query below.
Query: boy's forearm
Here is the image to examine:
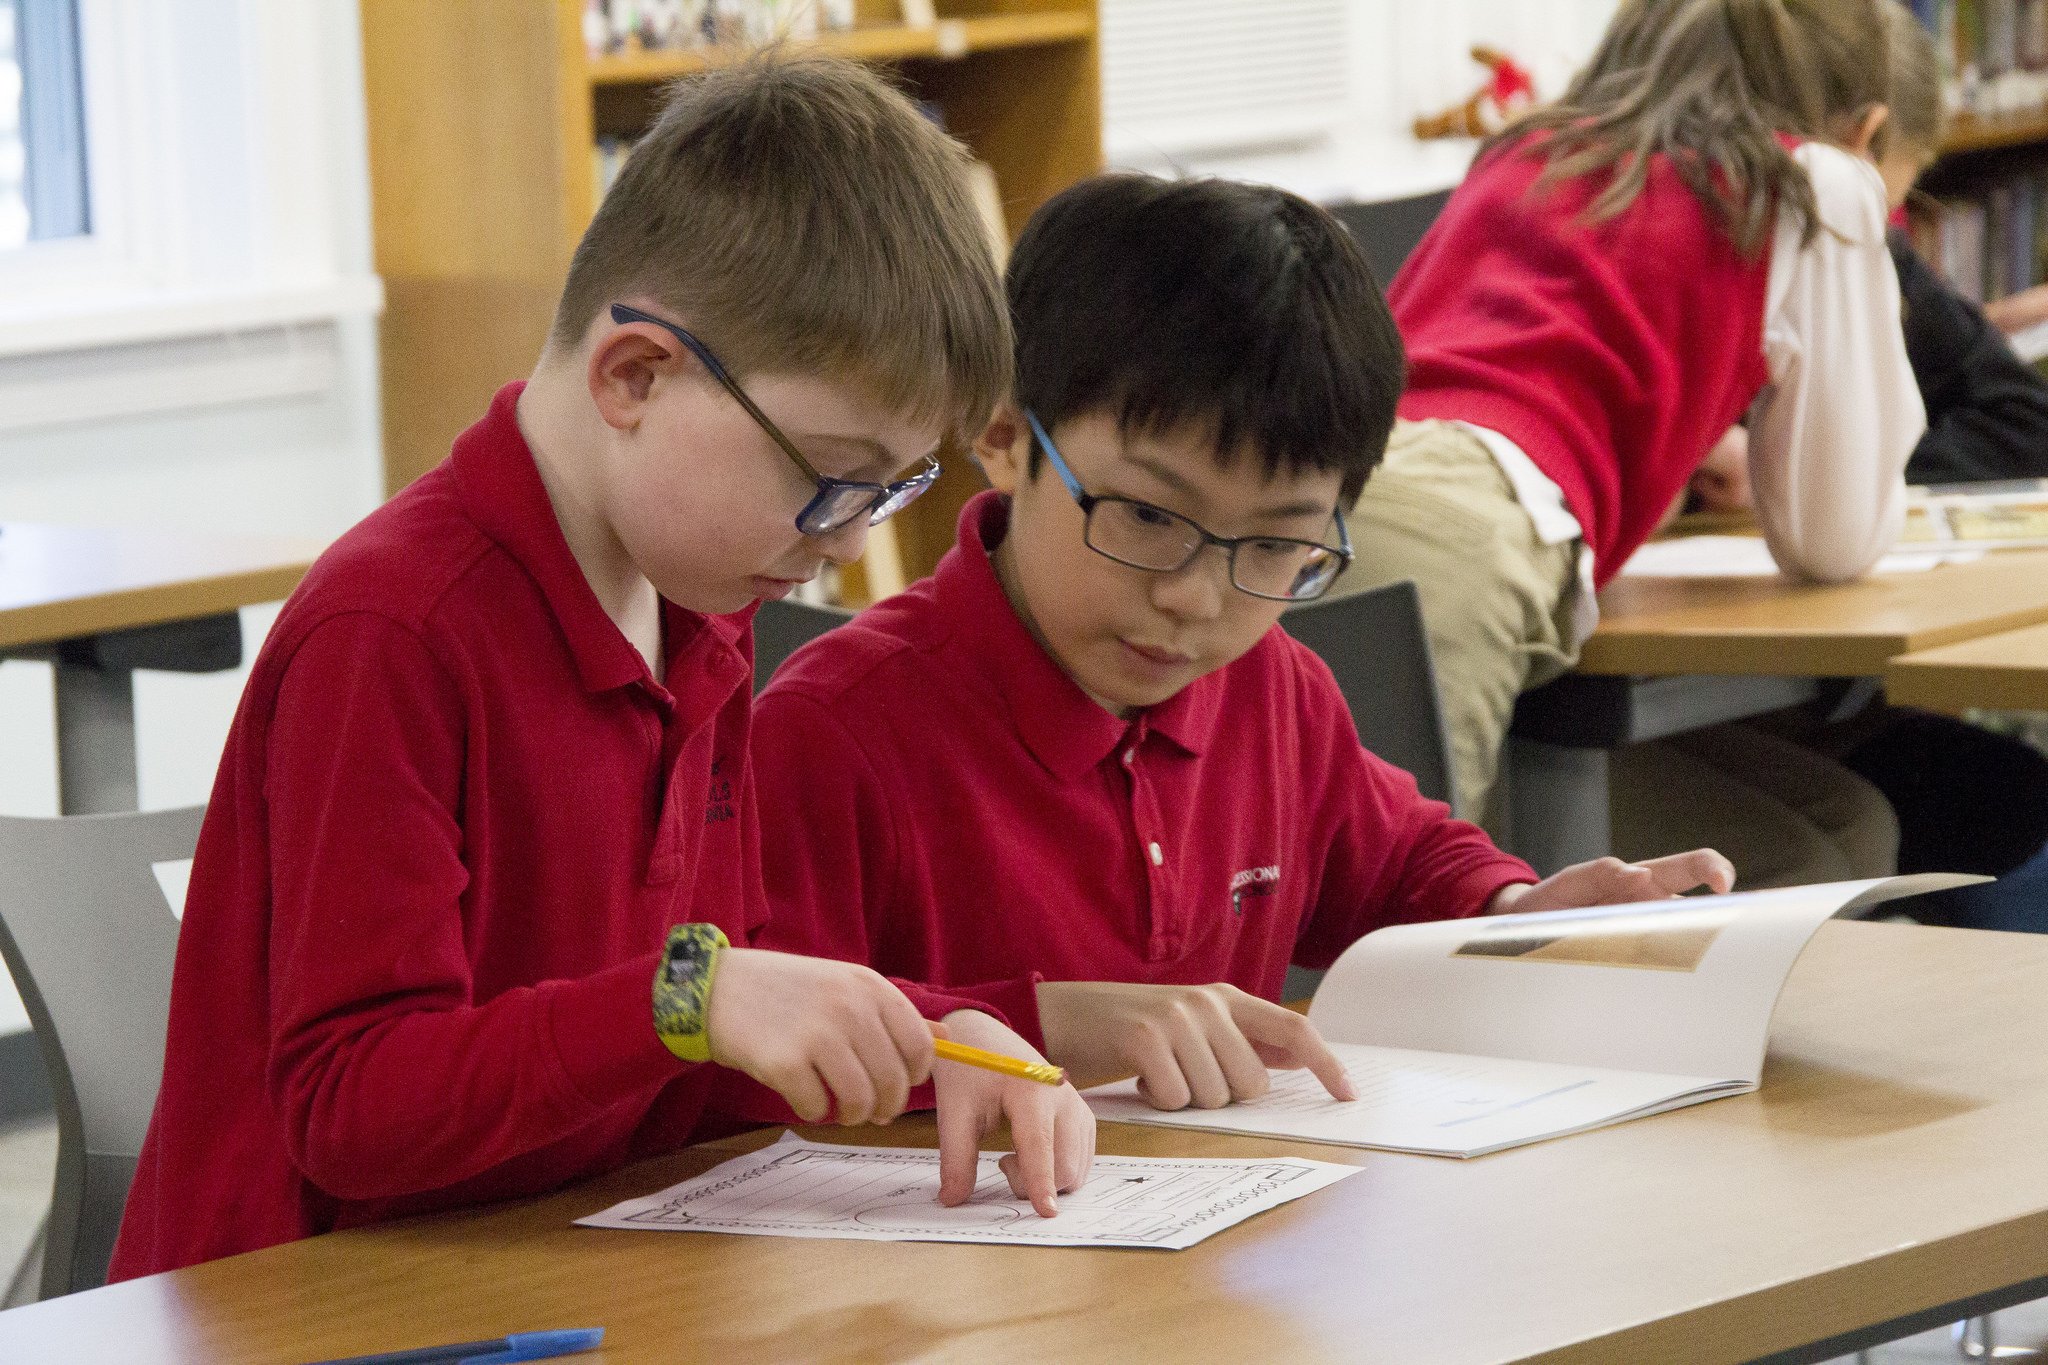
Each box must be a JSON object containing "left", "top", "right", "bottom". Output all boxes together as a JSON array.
[{"left": 271, "top": 949, "right": 682, "bottom": 1201}]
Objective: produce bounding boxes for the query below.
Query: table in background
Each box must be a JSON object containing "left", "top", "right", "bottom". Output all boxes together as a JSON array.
[
  {"left": 1885, "top": 620, "right": 2048, "bottom": 714},
  {"left": 1506, "top": 550, "right": 2048, "bottom": 873},
  {"left": 0, "top": 525, "right": 324, "bottom": 814},
  {"left": 1, "top": 920, "right": 2043, "bottom": 1365}
]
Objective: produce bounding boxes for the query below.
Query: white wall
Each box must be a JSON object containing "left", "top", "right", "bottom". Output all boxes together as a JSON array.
[
  {"left": 0, "top": 1, "right": 381, "bottom": 1039},
  {"left": 1104, "top": 0, "right": 1621, "bottom": 203}
]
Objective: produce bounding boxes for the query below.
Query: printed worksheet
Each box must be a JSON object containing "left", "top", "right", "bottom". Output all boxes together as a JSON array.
[{"left": 575, "top": 1133, "right": 1358, "bottom": 1250}]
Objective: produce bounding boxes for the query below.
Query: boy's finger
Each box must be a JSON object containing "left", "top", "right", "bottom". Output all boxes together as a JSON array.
[
  {"left": 877, "top": 991, "right": 937, "bottom": 1087},
  {"left": 1640, "top": 848, "right": 1735, "bottom": 896},
  {"left": 814, "top": 1042, "right": 878, "bottom": 1126},
  {"left": 1004, "top": 1107, "right": 1061, "bottom": 1216},
  {"left": 1129, "top": 1028, "right": 1192, "bottom": 1111},
  {"left": 1054, "top": 1096, "right": 1097, "bottom": 1193},
  {"left": 935, "top": 1097, "right": 982, "bottom": 1207},
  {"left": 1169, "top": 1033, "right": 1234, "bottom": 1110},
  {"left": 775, "top": 1064, "right": 832, "bottom": 1125},
  {"left": 1201, "top": 1013, "right": 1272, "bottom": 1102},
  {"left": 1236, "top": 1005, "right": 1355, "bottom": 1101},
  {"left": 846, "top": 1018, "right": 913, "bottom": 1122}
]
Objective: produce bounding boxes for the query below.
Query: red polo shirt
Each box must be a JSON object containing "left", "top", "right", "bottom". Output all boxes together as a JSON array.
[
  {"left": 750, "top": 492, "right": 1536, "bottom": 1048},
  {"left": 112, "top": 383, "right": 997, "bottom": 1280}
]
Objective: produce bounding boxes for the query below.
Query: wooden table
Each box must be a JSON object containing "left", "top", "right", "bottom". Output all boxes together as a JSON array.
[
  {"left": 0, "top": 525, "right": 324, "bottom": 814},
  {"left": 1506, "top": 550, "right": 2048, "bottom": 873},
  {"left": 2, "top": 920, "right": 2044, "bottom": 1365},
  {"left": 1885, "top": 620, "right": 2048, "bottom": 714}
]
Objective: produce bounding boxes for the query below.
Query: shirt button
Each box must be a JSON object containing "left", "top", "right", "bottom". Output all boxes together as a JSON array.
[
  {"left": 1123, "top": 748, "right": 1136, "bottom": 765},
  {"left": 1149, "top": 841, "right": 1164, "bottom": 866}
]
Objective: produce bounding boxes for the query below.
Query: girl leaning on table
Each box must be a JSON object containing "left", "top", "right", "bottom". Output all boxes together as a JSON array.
[{"left": 1324, "top": 0, "right": 1925, "bottom": 889}]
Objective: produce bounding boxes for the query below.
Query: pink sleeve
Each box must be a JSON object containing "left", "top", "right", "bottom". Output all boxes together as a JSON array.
[{"left": 263, "top": 614, "right": 685, "bottom": 1201}]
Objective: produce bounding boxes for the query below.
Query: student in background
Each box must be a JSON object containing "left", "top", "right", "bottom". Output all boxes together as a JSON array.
[
  {"left": 1675, "top": 3, "right": 2048, "bottom": 925},
  {"left": 111, "top": 55, "right": 1091, "bottom": 1281},
  {"left": 1324, "top": 0, "right": 1923, "bottom": 852},
  {"left": 744, "top": 175, "right": 1732, "bottom": 1126}
]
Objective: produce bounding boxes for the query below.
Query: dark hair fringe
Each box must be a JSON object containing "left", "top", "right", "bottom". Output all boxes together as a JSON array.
[{"left": 1006, "top": 175, "right": 1404, "bottom": 505}]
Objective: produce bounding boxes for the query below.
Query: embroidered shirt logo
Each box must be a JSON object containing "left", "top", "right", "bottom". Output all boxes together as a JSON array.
[
  {"left": 705, "top": 756, "right": 736, "bottom": 825},
  {"left": 1230, "top": 864, "right": 1280, "bottom": 915}
]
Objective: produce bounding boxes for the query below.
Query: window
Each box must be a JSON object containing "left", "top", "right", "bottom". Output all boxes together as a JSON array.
[{"left": 0, "top": 0, "right": 88, "bottom": 250}]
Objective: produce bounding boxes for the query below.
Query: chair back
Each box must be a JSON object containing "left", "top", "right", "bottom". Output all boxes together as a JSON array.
[
  {"left": 1329, "top": 189, "right": 1451, "bottom": 289},
  {"left": 1283, "top": 580, "right": 1456, "bottom": 808},
  {"left": 0, "top": 806, "right": 202, "bottom": 1298},
  {"left": 753, "top": 598, "right": 856, "bottom": 694},
  {"left": 1281, "top": 582, "right": 1455, "bottom": 1001}
]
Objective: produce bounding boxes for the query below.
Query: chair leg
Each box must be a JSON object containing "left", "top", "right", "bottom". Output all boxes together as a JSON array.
[
  {"left": 2, "top": 1209, "right": 47, "bottom": 1308},
  {"left": 1955, "top": 1314, "right": 2042, "bottom": 1359}
]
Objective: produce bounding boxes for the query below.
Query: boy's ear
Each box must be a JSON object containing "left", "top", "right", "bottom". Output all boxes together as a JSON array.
[
  {"left": 587, "top": 320, "right": 689, "bottom": 432},
  {"left": 974, "top": 399, "right": 1032, "bottom": 495}
]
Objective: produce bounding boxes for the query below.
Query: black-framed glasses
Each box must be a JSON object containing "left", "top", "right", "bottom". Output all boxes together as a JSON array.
[
  {"left": 609, "top": 304, "right": 940, "bottom": 536},
  {"left": 1024, "top": 410, "right": 1353, "bottom": 602}
]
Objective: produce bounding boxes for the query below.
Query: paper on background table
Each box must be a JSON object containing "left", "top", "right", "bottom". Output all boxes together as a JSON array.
[
  {"left": 1086, "top": 876, "right": 1980, "bottom": 1158},
  {"left": 575, "top": 1133, "right": 1358, "bottom": 1250},
  {"left": 1619, "top": 535, "right": 1983, "bottom": 578}
]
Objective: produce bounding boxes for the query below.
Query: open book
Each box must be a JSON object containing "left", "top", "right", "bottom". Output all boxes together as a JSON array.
[{"left": 1083, "top": 876, "right": 1978, "bottom": 1158}]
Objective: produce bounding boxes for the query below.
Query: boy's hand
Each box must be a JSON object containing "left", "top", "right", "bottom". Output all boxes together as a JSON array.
[
  {"left": 705, "top": 948, "right": 936, "bottom": 1125},
  {"left": 1488, "top": 850, "right": 1736, "bottom": 917},
  {"left": 1035, "top": 980, "right": 1356, "bottom": 1111},
  {"left": 932, "top": 1010, "right": 1094, "bottom": 1218}
]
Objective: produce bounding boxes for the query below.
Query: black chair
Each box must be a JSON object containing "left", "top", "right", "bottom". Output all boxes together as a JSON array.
[
  {"left": 1280, "top": 580, "right": 1458, "bottom": 998},
  {"left": 753, "top": 598, "right": 855, "bottom": 694},
  {"left": 1328, "top": 189, "right": 1451, "bottom": 289}
]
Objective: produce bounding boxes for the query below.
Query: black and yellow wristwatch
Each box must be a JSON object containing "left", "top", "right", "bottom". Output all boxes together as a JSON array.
[{"left": 652, "top": 923, "right": 729, "bottom": 1063}]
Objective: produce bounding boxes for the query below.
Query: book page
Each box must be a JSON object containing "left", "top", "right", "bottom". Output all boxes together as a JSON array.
[
  {"left": 1306, "top": 877, "right": 1976, "bottom": 1084},
  {"left": 575, "top": 1133, "right": 1359, "bottom": 1251},
  {"left": 1084, "top": 1042, "right": 1735, "bottom": 1158}
]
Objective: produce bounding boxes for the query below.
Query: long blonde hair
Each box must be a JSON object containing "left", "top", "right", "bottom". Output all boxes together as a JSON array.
[{"left": 1490, "top": 0, "right": 1891, "bottom": 255}]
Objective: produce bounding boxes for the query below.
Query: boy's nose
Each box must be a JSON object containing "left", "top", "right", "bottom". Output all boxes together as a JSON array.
[
  {"left": 815, "top": 516, "right": 871, "bottom": 568},
  {"left": 1148, "top": 545, "right": 1230, "bottom": 621}
]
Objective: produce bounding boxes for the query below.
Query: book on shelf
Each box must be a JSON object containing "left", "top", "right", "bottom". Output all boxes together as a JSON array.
[
  {"left": 1907, "top": 168, "right": 2048, "bottom": 311},
  {"left": 1925, "top": 0, "right": 2048, "bottom": 115},
  {"left": 1084, "top": 876, "right": 1980, "bottom": 1158}
]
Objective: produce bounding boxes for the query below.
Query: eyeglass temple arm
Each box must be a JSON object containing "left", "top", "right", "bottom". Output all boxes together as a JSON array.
[{"left": 610, "top": 304, "right": 826, "bottom": 484}]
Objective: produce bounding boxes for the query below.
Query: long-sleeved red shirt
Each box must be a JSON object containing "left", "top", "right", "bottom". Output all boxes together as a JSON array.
[
  {"left": 1391, "top": 139, "right": 1772, "bottom": 586},
  {"left": 748, "top": 492, "right": 1536, "bottom": 1050},
  {"left": 112, "top": 383, "right": 997, "bottom": 1279}
]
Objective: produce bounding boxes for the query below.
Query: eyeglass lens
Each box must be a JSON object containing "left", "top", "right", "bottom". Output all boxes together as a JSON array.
[{"left": 1085, "top": 499, "right": 1341, "bottom": 600}]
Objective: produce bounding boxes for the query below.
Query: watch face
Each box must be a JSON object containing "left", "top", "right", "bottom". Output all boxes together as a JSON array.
[{"left": 666, "top": 936, "right": 709, "bottom": 980}]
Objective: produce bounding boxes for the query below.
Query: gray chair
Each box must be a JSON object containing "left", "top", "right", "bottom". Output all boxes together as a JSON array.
[
  {"left": 1280, "top": 580, "right": 1457, "bottom": 997},
  {"left": 753, "top": 598, "right": 855, "bottom": 694},
  {"left": 0, "top": 806, "right": 202, "bottom": 1299},
  {"left": 1282, "top": 579, "right": 1456, "bottom": 809}
]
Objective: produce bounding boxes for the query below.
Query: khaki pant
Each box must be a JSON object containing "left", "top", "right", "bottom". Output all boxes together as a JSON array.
[
  {"left": 1327, "top": 420, "right": 1580, "bottom": 828},
  {"left": 1610, "top": 723, "right": 1899, "bottom": 888}
]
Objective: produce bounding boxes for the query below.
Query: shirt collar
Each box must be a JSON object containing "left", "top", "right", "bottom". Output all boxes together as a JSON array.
[
  {"left": 451, "top": 381, "right": 750, "bottom": 696},
  {"left": 935, "top": 490, "right": 1222, "bottom": 781}
]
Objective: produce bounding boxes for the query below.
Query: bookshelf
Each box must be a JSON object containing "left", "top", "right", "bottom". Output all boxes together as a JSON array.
[{"left": 359, "top": 1, "right": 1102, "bottom": 603}]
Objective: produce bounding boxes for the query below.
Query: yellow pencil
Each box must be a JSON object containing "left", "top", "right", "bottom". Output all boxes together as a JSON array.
[{"left": 933, "top": 1038, "right": 1066, "bottom": 1085}]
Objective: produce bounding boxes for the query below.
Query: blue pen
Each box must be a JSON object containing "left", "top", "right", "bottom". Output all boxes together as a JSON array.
[{"left": 304, "top": 1327, "right": 604, "bottom": 1365}]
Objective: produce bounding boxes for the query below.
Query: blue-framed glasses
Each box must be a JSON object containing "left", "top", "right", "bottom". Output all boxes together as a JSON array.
[
  {"left": 1024, "top": 410, "right": 1353, "bottom": 602},
  {"left": 609, "top": 304, "right": 940, "bottom": 536}
]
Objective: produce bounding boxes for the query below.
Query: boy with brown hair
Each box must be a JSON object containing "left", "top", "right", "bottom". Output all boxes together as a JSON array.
[{"left": 111, "top": 53, "right": 1089, "bottom": 1280}]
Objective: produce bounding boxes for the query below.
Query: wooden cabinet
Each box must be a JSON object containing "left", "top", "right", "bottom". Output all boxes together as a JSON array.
[{"left": 360, "top": 1, "right": 1101, "bottom": 601}]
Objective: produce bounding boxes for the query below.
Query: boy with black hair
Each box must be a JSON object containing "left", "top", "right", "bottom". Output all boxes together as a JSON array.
[
  {"left": 112, "top": 54, "right": 1090, "bottom": 1280},
  {"left": 749, "top": 175, "right": 1730, "bottom": 1146}
]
